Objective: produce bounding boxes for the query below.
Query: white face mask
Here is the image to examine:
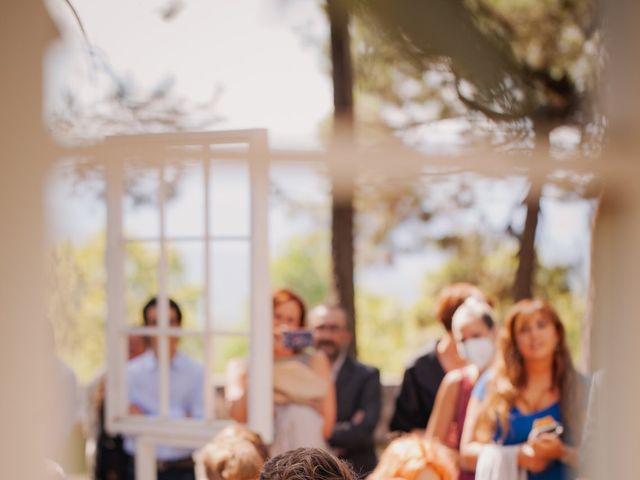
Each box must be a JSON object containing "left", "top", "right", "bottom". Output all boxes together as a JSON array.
[{"left": 459, "top": 337, "right": 495, "bottom": 370}]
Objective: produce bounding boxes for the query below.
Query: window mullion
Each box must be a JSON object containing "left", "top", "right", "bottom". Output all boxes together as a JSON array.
[
  {"left": 106, "top": 152, "right": 128, "bottom": 426},
  {"left": 158, "top": 161, "right": 170, "bottom": 419},
  {"left": 248, "top": 131, "right": 273, "bottom": 442},
  {"left": 203, "top": 155, "right": 214, "bottom": 421}
]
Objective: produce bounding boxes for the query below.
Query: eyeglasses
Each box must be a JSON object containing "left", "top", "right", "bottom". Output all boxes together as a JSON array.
[{"left": 313, "top": 324, "right": 345, "bottom": 333}]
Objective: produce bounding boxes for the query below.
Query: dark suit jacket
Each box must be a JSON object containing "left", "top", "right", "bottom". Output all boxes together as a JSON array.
[{"left": 329, "top": 356, "right": 382, "bottom": 478}]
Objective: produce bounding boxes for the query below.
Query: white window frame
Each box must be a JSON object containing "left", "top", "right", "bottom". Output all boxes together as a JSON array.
[{"left": 102, "top": 129, "right": 272, "bottom": 479}]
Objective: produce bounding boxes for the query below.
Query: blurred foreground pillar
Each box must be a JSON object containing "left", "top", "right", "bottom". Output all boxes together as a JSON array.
[
  {"left": 590, "top": 188, "right": 640, "bottom": 478},
  {"left": 0, "top": 2, "right": 58, "bottom": 479},
  {"left": 589, "top": 1, "right": 640, "bottom": 477}
]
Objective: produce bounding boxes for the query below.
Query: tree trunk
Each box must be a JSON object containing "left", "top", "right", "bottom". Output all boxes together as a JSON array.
[
  {"left": 327, "top": 0, "right": 357, "bottom": 353},
  {"left": 512, "top": 182, "right": 541, "bottom": 301},
  {"left": 512, "top": 116, "right": 554, "bottom": 302},
  {"left": 331, "top": 202, "right": 356, "bottom": 336}
]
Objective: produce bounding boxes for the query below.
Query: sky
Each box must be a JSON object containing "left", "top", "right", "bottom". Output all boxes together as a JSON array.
[{"left": 46, "top": 0, "right": 332, "bottom": 148}]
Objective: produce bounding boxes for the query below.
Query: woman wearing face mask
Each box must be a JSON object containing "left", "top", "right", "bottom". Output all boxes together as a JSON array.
[{"left": 425, "top": 297, "right": 496, "bottom": 479}]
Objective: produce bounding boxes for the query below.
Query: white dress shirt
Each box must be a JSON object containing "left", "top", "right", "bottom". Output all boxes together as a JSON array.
[
  {"left": 331, "top": 351, "right": 348, "bottom": 381},
  {"left": 124, "top": 350, "right": 204, "bottom": 460}
]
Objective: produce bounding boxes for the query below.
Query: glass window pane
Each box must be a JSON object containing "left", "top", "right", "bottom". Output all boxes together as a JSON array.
[
  {"left": 210, "top": 240, "right": 250, "bottom": 334},
  {"left": 163, "top": 334, "right": 206, "bottom": 421},
  {"left": 213, "top": 335, "right": 250, "bottom": 421},
  {"left": 123, "top": 160, "right": 160, "bottom": 240},
  {"left": 166, "top": 241, "right": 206, "bottom": 331},
  {"left": 209, "top": 159, "right": 250, "bottom": 237},
  {"left": 165, "top": 161, "right": 205, "bottom": 238},
  {"left": 127, "top": 334, "right": 160, "bottom": 418},
  {"left": 124, "top": 241, "right": 159, "bottom": 327}
]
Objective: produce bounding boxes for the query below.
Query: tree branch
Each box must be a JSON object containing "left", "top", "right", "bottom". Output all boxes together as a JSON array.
[{"left": 62, "top": 0, "right": 91, "bottom": 45}]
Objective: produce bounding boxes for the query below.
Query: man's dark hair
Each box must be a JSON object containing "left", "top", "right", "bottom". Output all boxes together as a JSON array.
[
  {"left": 142, "top": 297, "right": 183, "bottom": 325},
  {"left": 260, "top": 448, "right": 354, "bottom": 480}
]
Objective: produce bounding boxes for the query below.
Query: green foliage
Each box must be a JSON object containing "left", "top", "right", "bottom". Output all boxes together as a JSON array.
[
  {"left": 50, "top": 237, "right": 108, "bottom": 383},
  {"left": 271, "top": 231, "right": 331, "bottom": 308},
  {"left": 409, "top": 235, "right": 519, "bottom": 327},
  {"left": 355, "top": 289, "right": 410, "bottom": 378}
]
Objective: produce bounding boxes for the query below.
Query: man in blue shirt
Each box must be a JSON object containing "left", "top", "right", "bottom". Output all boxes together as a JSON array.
[{"left": 125, "top": 297, "right": 204, "bottom": 480}]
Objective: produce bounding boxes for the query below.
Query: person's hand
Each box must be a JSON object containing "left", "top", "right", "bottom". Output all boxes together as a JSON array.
[
  {"left": 129, "top": 404, "right": 145, "bottom": 415},
  {"left": 529, "top": 433, "right": 564, "bottom": 460},
  {"left": 273, "top": 329, "right": 284, "bottom": 349},
  {"left": 273, "top": 329, "right": 294, "bottom": 358},
  {"left": 351, "top": 409, "right": 365, "bottom": 425},
  {"left": 518, "top": 444, "right": 550, "bottom": 473},
  {"left": 385, "top": 430, "right": 404, "bottom": 443},
  {"left": 308, "top": 398, "right": 324, "bottom": 414}
]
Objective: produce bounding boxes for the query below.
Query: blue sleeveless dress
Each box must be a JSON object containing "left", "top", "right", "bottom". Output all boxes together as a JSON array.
[{"left": 472, "top": 372, "right": 569, "bottom": 480}]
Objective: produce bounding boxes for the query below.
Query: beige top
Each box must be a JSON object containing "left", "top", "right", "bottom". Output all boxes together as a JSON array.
[{"left": 273, "top": 353, "right": 328, "bottom": 405}]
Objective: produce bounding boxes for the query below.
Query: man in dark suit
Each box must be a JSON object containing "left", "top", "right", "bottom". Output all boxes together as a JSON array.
[{"left": 309, "top": 304, "right": 382, "bottom": 478}]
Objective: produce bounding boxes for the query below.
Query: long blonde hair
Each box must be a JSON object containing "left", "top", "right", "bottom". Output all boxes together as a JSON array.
[{"left": 474, "top": 299, "right": 584, "bottom": 443}]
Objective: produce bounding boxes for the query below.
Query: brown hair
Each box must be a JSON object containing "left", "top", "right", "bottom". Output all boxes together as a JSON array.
[
  {"left": 195, "top": 425, "right": 269, "bottom": 480},
  {"left": 259, "top": 448, "right": 354, "bottom": 480},
  {"left": 474, "top": 299, "right": 585, "bottom": 443},
  {"left": 434, "top": 283, "right": 492, "bottom": 331},
  {"left": 367, "top": 434, "right": 456, "bottom": 480},
  {"left": 273, "top": 289, "right": 307, "bottom": 327}
]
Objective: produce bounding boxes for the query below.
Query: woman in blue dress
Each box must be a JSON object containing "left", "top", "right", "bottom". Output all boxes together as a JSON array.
[{"left": 459, "top": 299, "right": 587, "bottom": 479}]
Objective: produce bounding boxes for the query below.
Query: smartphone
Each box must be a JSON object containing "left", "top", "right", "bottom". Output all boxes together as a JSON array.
[
  {"left": 283, "top": 330, "right": 314, "bottom": 350},
  {"left": 533, "top": 422, "right": 564, "bottom": 438}
]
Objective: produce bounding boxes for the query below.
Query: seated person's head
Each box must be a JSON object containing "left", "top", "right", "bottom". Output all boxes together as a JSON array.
[
  {"left": 212, "top": 425, "right": 269, "bottom": 463},
  {"left": 142, "top": 296, "right": 182, "bottom": 358},
  {"left": 259, "top": 448, "right": 353, "bottom": 480},
  {"left": 367, "top": 435, "right": 456, "bottom": 480},
  {"left": 194, "top": 425, "right": 269, "bottom": 480}
]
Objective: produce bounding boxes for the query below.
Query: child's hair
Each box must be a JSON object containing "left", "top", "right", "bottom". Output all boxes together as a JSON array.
[
  {"left": 367, "top": 434, "right": 457, "bottom": 480},
  {"left": 194, "top": 425, "right": 269, "bottom": 480}
]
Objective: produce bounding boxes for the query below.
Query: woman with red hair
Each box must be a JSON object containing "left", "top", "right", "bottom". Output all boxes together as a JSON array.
[{"left": 226, "top": 288, "right": 335, "bottom": 456}]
